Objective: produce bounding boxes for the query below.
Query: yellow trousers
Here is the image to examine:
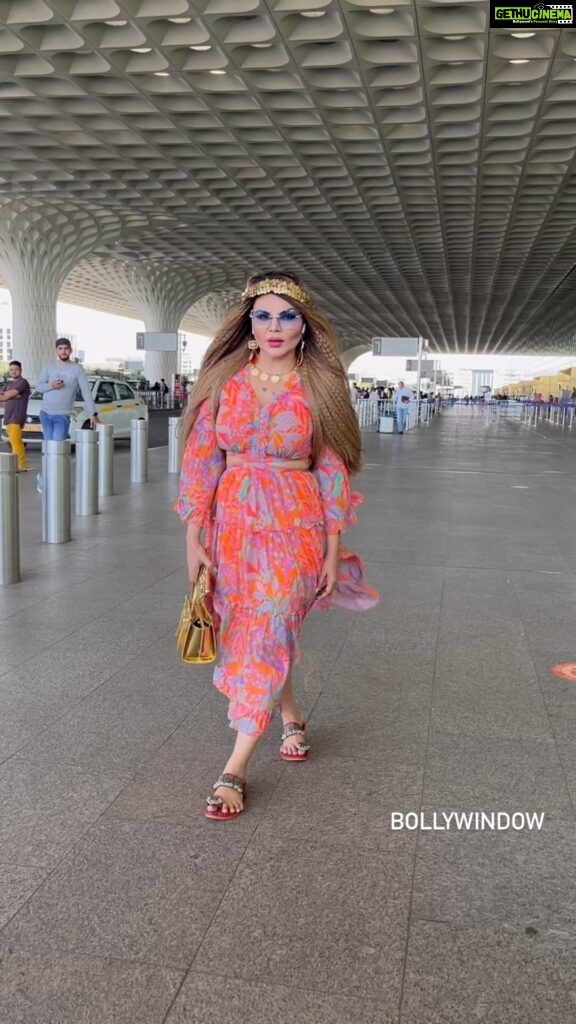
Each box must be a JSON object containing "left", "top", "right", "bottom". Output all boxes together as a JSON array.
[{"left": 5, "top": 423, "right": 26, "bottom": 470}]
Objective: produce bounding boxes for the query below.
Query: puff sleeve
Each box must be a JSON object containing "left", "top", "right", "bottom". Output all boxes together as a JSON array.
[
  {"left": 313, "top": 445, "right": 362, "bottom": 536},
  {"left": 175, "top": 399, "right": 225, "bottom": 525}
]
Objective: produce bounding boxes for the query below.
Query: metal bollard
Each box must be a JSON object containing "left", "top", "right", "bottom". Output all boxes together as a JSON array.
[
  {"left": 0, "top": 453, "right": 20, "bottom": 585},
  {"left": 75, "top": 429, "right": 99, "bottom": 516},
  {"left": 42, "top": 439, "right": 71, "bottom": 544},
  {"left": 168, "top": 416, "right": 181, "bottom": 474},
  {"left": 97, "top": 423, "right": 114, "bottom": 497},
  {"left": 130, "top": 418, "right": 148, "bottom": 483}
]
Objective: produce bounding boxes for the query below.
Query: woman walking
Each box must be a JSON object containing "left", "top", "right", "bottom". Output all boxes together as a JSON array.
[{"left": 176, "top": 272, "right": 378, "bottom": 819}]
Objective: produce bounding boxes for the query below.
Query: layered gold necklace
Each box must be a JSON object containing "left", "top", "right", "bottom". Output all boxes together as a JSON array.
[{"left": 249, "top": 363, "right": 297, "bottom": 385}]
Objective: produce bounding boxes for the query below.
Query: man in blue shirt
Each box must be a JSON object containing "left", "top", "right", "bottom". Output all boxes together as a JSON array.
[{"left": 35, "top": 339, "right": 99, "bottom": 440}]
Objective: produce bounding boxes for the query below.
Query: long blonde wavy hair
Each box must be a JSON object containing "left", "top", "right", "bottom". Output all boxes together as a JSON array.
[{"left": 181, "top": 270, "right": 362, "bottom": 473}]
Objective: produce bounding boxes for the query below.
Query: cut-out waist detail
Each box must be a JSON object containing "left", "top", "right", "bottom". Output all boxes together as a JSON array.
[{"left": 226, "top": 453, "right": 310, "bottom": 472}]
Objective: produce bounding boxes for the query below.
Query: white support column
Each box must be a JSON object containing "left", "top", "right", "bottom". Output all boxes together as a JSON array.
[
  {"left": 8, "top": 276, "right": 58, "bottom": 376},
  {"left": 112, "top": 261, "right": 211, "bottom": 383},
  {"left": 340, "top": 345, "right": 371, "bottom": 372},
  {"left": 416, "top": 337, "right": 423, "bottom": 411},
  {"left": 187, "top": 290, "right": 238, "bottom": 334},
  {"left": 0, "top": 199, "right": 122, "bottom": 378}
]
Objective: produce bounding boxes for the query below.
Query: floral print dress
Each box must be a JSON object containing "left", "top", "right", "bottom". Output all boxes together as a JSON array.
[{"left": 176, "top": 365, "right": 378, "bottom": 736}]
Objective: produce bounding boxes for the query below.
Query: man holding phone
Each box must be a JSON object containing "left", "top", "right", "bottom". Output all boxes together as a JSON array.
[{"left": 36, "top": 338, "right": 100, "bottom": 440}]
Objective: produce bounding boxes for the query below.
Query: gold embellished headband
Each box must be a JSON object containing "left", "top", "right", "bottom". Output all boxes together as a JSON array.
[{"left": 241, "top": 277, "right": 313, "bottom": 307}]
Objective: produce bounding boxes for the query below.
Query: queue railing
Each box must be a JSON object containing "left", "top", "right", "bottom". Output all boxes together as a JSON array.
[
  {"left": 520, "top": 401, "right": 576, "bottom": 430},
  {"left": 138, "top": 389, "right": 188, "bottom": 410},
  {"left": 452, "top": 399, "right": 576, "bottom": 430},
  {"left": 353, "top": 397, "right": 442, "bottom": 431}
]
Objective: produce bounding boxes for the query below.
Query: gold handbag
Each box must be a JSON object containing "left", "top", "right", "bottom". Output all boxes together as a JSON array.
[{"left": 176, "top": 564, "right": 217, "bottom": 664}]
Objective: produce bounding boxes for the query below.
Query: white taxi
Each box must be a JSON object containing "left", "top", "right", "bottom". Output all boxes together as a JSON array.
[{"left": 1, "top": 376, "right": 149, "bottom": 446}]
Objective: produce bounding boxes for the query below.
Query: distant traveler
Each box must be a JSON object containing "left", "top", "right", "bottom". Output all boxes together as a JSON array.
[
  {"left": 36, "top": 338, "right": 100, "bottom": 440},
  {"left": 0, "top": 360, "right": 31, "bottom": 471},
  {"left": 394, "top": 380, "right": 414, "bottom": 434}
]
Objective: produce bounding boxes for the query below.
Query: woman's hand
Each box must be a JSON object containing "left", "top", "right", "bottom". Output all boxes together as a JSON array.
[
  {"left": 316, "top": 535, "right": 341, "bottom": 597},
  {"left": 186, "top": 522, "right": 211, "bottom": 584}
]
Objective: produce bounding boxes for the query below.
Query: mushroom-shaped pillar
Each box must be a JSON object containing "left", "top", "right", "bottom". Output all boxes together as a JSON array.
[{"left": 0, "top": 199, "right": 123, "bottom": 377}]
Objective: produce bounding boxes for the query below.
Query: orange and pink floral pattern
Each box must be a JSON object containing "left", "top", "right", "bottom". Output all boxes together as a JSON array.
[{"left": 176, "top": 366, "right": 378, "bottom": 735}]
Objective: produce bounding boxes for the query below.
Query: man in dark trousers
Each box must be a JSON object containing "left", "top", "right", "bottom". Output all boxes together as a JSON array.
[{"left": 0, "top": 360, "right": 31, "bottom": 472}]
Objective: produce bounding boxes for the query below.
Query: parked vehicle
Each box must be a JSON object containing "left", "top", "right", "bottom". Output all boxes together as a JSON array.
[{"left": 1, "top": 376, "right": 148, "bottom": 446}]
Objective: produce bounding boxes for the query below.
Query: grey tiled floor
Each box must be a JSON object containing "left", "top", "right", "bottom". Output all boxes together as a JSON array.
[{"left": 1, "top": 407, "right": 576, "bottom": 1023}]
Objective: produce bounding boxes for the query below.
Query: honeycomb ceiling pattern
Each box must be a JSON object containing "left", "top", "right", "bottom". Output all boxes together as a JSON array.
[{"left": 1, "top": 2, "right": 576, "bottom": 353}]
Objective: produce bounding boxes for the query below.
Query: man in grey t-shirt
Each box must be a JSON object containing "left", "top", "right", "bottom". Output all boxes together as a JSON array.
[{"left": 36, "top": 338, "right": 100, "bottom": 441}]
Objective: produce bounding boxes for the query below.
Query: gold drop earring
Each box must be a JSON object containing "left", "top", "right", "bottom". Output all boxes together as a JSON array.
[{"left": 296, "top": 333, "right": 305, "bottom": 368}]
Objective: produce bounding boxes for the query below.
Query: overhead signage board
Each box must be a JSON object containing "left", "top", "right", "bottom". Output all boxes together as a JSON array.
[
  {"left": 406, "top": 359, "right": 435, "bottom": 373},
  {"left": 372, "top": 337, "right": 420, "bottom": 357},
  {"left": 136, "top": 332, "right": 178, "bottom": 352}
]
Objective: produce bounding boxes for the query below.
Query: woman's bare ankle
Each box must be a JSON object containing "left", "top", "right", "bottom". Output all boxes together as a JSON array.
[
  {"left": 281, "top": 705, "right": 303, "bottom": 727},
  {"left": 223, "top": 760, "right": 248, "bottom": 780}
]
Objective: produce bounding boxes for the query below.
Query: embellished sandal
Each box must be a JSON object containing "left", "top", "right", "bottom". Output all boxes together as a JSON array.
[
  {"left": 205, "top": 773, "right": 247, "bottom": 820},
  {"left": 280, "top": 721, "right": 310, "bottom": 762}
]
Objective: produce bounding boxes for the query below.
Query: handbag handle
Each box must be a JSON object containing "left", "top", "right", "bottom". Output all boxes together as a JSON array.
[{"left": 190, "top": 563, "right": 210, "bottom": 603}]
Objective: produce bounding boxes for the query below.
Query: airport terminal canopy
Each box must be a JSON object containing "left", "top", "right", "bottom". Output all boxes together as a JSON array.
[{"left": 0, "top": 0, "right": 576, "bottom": 370}]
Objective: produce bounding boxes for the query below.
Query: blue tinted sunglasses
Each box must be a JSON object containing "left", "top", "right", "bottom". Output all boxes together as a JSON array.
[{"left": 249, "top": 310, "right": 302, "bottom": 326}]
